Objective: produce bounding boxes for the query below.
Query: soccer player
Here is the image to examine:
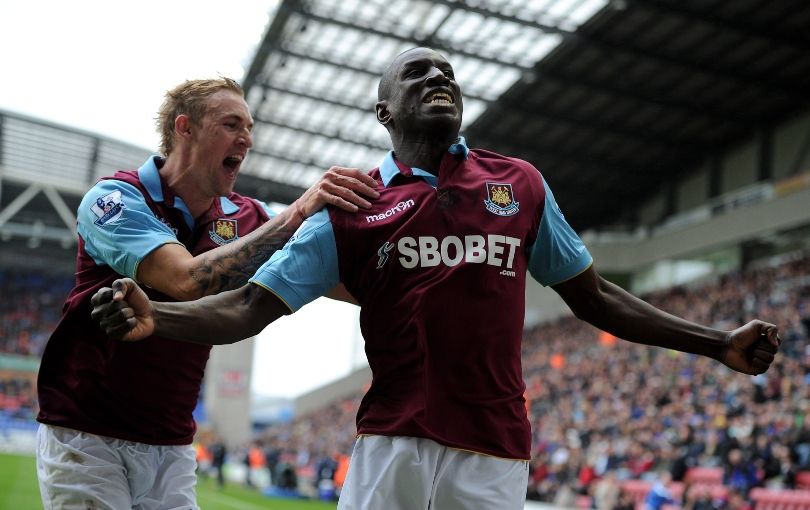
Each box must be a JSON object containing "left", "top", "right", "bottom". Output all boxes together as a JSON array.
[
  {"left": 35, "top": 77, "right": 378, "bottom": 509},
  {"left": 90, "top": 50, "right": 781, "bottom": 510}
]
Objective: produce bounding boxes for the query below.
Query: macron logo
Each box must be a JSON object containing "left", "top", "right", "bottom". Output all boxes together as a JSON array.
[{"left": 366, "top": 199, "right": 415, "bottom": 223}]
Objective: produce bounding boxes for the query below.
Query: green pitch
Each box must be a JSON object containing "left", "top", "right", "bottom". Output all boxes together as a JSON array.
[
  {"left": 0, "top": 452, "right": 39, "bottom": 510},
  {"left": 0, "top": 452, "right": 336, "bottom": 510}
]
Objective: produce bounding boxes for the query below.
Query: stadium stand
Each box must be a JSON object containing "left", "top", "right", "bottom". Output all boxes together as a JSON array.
[
  {"left": 0, "top": 269, "right": 72, "bottom": 357},
  {"left": 0, "top": 269, "right": 72, "bottom": 452}
]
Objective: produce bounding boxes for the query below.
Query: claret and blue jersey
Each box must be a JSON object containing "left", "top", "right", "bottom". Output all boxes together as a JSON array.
[
  {"left": 250, "top": 138, "right": 592, "bottom": 460},
  {"left": 77, "top": 158, "right": 275, "bottom": 276},
  {"left": 37, "top": 157, "right": 274, "bottom": 445}
]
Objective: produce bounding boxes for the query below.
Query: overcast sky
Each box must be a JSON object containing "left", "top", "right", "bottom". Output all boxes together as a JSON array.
[{"left": 0, "top": 0, "right": 366, "bottom": 399}]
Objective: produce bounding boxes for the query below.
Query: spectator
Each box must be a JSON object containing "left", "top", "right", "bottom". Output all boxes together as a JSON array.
[
  {"left": 593, "top": 471, "right": 621, "bottom": 510},
  {"left": 644, "top": 471, "right": 676, "bottom": 510},
  {"left": 210, "top": 438, "right": 227, "bottom": 489},
  {"left": 723, "top": 447, "right": 759, "bottom": 496}
]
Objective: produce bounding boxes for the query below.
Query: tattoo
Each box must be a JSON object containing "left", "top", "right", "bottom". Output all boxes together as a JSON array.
[{"left": 189, "top": 210, "right": 299, "bottom": 296}]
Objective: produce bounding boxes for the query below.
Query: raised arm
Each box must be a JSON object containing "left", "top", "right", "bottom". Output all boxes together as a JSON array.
[
  {"left": 138, "top": 167, "right": 378, "bottom": 300},
  {"left": 551, "top": 266, "right": 780, "bottom": 375},
  {"left": 91, "top": 278, "right": 286, "bottom": 345}
]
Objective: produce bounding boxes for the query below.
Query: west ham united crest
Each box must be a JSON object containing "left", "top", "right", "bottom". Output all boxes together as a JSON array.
[
  {"left": 484, "top": 182, "right": 519, "bottom": 216},
  {"left": 209, "top": 218, "right": 238, "bottom": 245}
]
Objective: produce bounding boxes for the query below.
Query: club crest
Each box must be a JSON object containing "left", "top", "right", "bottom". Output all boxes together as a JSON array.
[
  {"left": 209, "top": 218, "right": 238, "bottom": 245},
  {"left": 484, "top": 182, "right": 519, "bottom": 216},
  {"left": 91, "top": 190, "right": 126, "bottom": 226}
]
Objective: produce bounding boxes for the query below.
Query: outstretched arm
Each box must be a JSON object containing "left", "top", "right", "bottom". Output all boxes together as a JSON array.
[
  {"left": 137, "top": 167, "right": 379, "bottom": 300},
  {"left": 552, "top": 266, "right": 780, "bottom": 375},
  {"left": 91, "top": 278, "right": 288, "bottom": 345}
]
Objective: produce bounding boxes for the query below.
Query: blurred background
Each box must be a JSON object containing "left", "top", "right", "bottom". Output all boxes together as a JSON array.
[{"left": 1, "top": 0, "right": 809, "bottom": 508}]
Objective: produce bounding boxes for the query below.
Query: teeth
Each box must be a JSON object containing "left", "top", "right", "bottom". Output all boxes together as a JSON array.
[{"left": 425, "top": 92, "right": 453, "bottom": 104}]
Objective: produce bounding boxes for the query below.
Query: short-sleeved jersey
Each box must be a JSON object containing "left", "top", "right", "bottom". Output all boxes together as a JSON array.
[
  {"left": 37, "top": 156, "right": 273, "bottom": 445},
  {"left": 251, "top": 139, "right": 591, "bottom": 459}
]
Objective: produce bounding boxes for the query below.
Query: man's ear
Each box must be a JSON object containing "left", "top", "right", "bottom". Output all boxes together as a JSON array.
[
  {"left": 175, "top": 115, "right": 193, "bottom": 138},
  {"left": 376, "top": 101, "right": 391, "bottom": 126}
]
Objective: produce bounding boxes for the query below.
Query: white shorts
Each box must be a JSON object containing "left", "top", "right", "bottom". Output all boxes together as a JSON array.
[
  {"left": 337, "top": 435, "right": 529, "bottom": 510},
  {"left": 36, "top": 424, "right": 199, "bottom": 510}
]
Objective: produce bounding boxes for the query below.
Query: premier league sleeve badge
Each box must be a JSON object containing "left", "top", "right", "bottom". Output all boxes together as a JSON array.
[{"left": 90, "top": 190, "right": 126, "bottom": 226}]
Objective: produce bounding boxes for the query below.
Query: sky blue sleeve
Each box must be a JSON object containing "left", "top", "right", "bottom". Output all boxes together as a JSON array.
[
  {"left": 527, "top": 177, "right": 593, "bottom": 286},
  {"left": 77, "top": 180, "right": 181, "bottom": 279},
  {"left": 249, "top": 209, "right": 339, "bottom": 312},
  {"left": 254, "top": 198, "right": 277, "bottom": 218}
]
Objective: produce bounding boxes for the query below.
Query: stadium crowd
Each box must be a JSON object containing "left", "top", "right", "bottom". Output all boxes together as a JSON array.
[
  {"left": 243, "top": 250, "right": 810, "bottom": 507},
  {"left": 0, "top": 269, "right": 72, "bottom": 423},
  {"left": 0, "top": 375, "right": 37, "bottom": 421},
  {"left": 0, "top": 269, "right": 72, "bottom": 357}
]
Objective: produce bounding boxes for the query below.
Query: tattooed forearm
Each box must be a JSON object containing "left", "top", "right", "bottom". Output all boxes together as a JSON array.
[{"left": 188, "top": 208, "right": 301, "bottom": 296}]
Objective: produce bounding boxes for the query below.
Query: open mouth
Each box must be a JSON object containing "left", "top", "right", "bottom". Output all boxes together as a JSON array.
[
  {"left": 423, "top": 91, "right": 454, "bottom": 105},
  {"left": 223, "top": 154, "right": 244, "bottom": 173}
]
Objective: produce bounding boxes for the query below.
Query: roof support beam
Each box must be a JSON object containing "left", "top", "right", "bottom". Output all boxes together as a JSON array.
[
  {"left": 259, "top": 83, "right": 372, "bottom": 113},
  {"left": 42, "top": 186, "right": 77, "bottom": 235},
  {"left": 253, "top": 116, "right": 390, "bottom": 152},
  {"left": 249, "top": 147, "right": 326, "bottom": 170},
  {"left": 290, "top": 7, "right": 530, "bottom": 71},
  {"left": 0, "top": 183, "right": 40, "bottom": 229},
  {"left": 243, "top": 0, "right": 303, "bottom": 91},
  {"left": 268, "top": 48, "right": 492, "bottom": 105}
]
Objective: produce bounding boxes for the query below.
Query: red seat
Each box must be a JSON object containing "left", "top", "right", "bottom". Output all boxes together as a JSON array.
[
  {"left": 797, "top": 472, "right": 810, "bottom": 490},
  {"left": 750, "top": 488, "right": 810, "bottom": 510},
  {"left": 684, "top": 467, "right": 724, "bottom": 485},
  {"left": 620, "top": 479, "right": 651, "bottom": 510}
]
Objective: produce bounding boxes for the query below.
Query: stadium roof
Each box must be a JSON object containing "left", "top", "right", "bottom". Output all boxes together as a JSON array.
[
  {"left": 238, "top": 0, "right": 810, "bottom": 232},
  {"left": 238, "top": 0, "right": 610, "bottom": 203},
  {"left": 2, "top": 0, "right": 809, "bottom": 271}
]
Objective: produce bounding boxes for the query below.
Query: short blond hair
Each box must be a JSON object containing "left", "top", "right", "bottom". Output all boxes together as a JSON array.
[{"left": 156, "top": 77, "right": 244, "bottom": 156}]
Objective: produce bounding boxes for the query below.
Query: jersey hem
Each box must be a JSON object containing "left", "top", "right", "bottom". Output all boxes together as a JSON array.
[
  {"left": 36, "top": 419, "right": 195, "bottom": 446},
  {"left": 248, "top": 280, "right": 295, "bottom": 313},
  {"left": 539, "top": 254, "right": 594, "bottom": 287},
  {"left": 355, "top": 432, "right": 530, "bottom": 461}
]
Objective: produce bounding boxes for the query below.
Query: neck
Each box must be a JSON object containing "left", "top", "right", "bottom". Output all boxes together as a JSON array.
[
  {"left": 391, "top": 132, "right": 457, "bottom": 175},
  {"left": 159, "top": 153, "right": 217, "bottom": 219}
]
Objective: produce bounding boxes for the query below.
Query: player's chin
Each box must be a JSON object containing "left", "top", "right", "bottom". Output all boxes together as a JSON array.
[{"left": 219, "top": 172, "right": 238, "bottom": 194}]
